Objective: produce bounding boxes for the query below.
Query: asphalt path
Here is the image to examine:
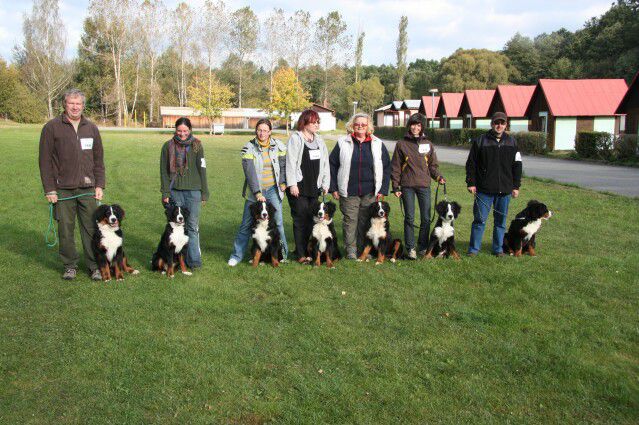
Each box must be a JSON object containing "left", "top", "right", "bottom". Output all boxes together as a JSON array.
[{"left": 380, "top": 139, "right": 639, "bottom": 198}]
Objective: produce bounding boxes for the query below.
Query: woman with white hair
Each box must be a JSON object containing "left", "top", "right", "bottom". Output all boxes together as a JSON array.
[{"left": 329, "top": 113, "right": 391, "bottom": 259}]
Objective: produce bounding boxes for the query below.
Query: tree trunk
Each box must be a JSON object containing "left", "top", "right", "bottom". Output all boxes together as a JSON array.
[{"left": 238, "top": 65, "right": 243, "bottom": 108}]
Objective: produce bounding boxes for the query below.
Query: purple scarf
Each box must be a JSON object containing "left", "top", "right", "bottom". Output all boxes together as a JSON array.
[{"left": 169, "top": 134, "right": 194, "bottom": 176}]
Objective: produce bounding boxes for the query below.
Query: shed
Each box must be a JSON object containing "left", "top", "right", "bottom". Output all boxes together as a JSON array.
[
  {"left": 419, "top": 95, "right": 441, "bottom": 128},
  {"left": 487, "top": 85, "right": 536, "bottom": 132},
  {"left": 525, "top": 79, "right": 628, "bottom": 150},
  {"left": 458, "top": 89, "right": 495, "bottom": 129},
  {"left": 375, "top": 104, "right": 393, "bottom": 127},
  {"left": 291, "top": 103, "right": 336, "bottom": 131},
  {"left": 434, "top": 93, "right": 464, "bottom": 129},
  {"left": 160, "top": 106, "right": 270, "bottom": 129},
  {"left": 616, "top": 71, "right": 639, "bottom": 136}
]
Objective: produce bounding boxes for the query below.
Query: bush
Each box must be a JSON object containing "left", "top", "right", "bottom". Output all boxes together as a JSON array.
[
  {"left": 575, "top": 131, "right": 613, "bottom": 159},
  {"left": 614, "top": 134, "right": 638, "bottom": 160},
  {"left": 512, "top": 131, "right": 547, "bottom": 155},
  {"left": 373, "top": 126, "right": 405, "bottom": 141}
]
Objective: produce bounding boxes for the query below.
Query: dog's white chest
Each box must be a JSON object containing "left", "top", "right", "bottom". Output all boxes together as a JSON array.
[
  {"left": 522, "top": 219, "right": 542, "bottom": 242},
  {"left": 367, "top": 218, "right": 387, "bottom": 247},
  {"left": 253, "top": 221, "right": 271, "bottom": 252},
  {"left": 312, "top": 220, "right": 332, "bottom": 252},
  {"left": 169, "top": 224, "right": 189, "bottom": 253},
  {"left": 434, "top": 222, "right": 454, "bottom": 246},
  {"left": 98, "top": 223, "right": 122, "bottom": 262}
]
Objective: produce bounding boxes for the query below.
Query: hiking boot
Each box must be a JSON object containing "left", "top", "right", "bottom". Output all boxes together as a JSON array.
[
  {"left": 62, "top": 268, "right": 77, "bottom": 280},
  {"left": 90, "top": 269, "right": 102, "bottom": 281},
  {"left": 407, "top": 249, "right": 417, "bottom": 260}
]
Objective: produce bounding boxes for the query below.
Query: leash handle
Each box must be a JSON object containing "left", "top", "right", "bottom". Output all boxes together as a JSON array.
[{"left": 44, "top": 192, "right": 98, "bottom": 248}]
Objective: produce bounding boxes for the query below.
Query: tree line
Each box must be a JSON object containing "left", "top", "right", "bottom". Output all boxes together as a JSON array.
[{"left": 1, "top": 0, "right": 637, "bottom": 125}]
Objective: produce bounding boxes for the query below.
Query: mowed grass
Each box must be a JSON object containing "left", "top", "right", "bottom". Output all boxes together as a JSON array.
[{"left": 0, "top": 123, "right": 638, "bottom": 424}]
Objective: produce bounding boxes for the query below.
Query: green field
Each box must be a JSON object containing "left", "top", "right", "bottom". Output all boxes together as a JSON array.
[{"left": 1, "top": 124, "right": 638, "bottom": 424}]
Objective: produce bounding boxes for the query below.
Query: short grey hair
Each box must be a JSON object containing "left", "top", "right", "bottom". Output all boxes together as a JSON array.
[
  {"left": 345, "top": 112, "right": 374, "bottom": 135},
  {"left": 64, "top": 88, "right": 85, "bottom": 104}
]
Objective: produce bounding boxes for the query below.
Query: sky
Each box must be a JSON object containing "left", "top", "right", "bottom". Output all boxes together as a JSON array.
[{"left": 0, "top": 0, "right": 612, "bottom": 66}]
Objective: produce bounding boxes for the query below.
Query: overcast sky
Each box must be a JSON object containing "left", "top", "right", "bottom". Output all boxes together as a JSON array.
[{"left": 0, "top": 0, "right": 612, "bottom": 66}]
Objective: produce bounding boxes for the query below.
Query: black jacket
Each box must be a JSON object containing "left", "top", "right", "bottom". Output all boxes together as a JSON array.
[{"left": 465, "top": 130, "right": 522, "bottom": 194}]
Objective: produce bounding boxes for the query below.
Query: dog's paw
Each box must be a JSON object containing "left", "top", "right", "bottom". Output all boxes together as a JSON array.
[
  {"left": 169, "top": 274, "right": 175, "bottom": 279},
  {"left": 161, "top": 271, "right": 166, "bottom": 275},
  {"left": 356, "top": 258, "right": 363, "bottom": 262},
  {"left": 131, "top": 269, "right": 140, "bottom": 275},
  {"left": 375, "top": 261, "right": 382, "bottom": 266},
  {"left": 182, "top": 271, "right": 193, "bottom": 276},
  {"left": 117, "top": 278, "right": 124, "bottom": 281},
  {"left": 390, "top": 258, "right": 396, "bottom": 263}
]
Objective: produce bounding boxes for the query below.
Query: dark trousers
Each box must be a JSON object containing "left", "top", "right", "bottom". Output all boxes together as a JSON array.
[
  {"left": 286, "top": 192, "right": 315, "bottom": 259},
  {"left": 401, "top": 187, "right": 431, "bottom": 252},
  {"left": 55, "top": 188, "right": 98, "bottom": 271}
]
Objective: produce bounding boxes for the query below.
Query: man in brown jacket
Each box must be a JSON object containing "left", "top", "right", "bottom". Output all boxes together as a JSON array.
[
  {"left": 39, "top": 88, "right": 105, "bottom": 280},
  {"left": 391, "top": 113, "right": 445, "bottom": 259}
]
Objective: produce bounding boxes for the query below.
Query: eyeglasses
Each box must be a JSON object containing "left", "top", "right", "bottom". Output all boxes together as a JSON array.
[
  {"left": 310, "top": 120, "right": 320, "bottom": 125},
  {"left": 493, "top": 120, "right": 506, "bottom": 126},
  {"left": 353, "top": 123, "right": 368, "bottom": 128}
]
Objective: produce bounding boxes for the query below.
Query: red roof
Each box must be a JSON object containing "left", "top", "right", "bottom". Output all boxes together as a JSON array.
[
  {"left": 495, "top": 85, "right": 535, "bottom": 117},
  {"left": 536, "top": 79, "right": 628, "bottom": 117},
  {"left": 616, "top": 72, "right": 638, "bottom": 114},
  {"left": 438, "top": 93, "right": 464, "bottom": 117},
  {"left": 420, "top": 95, "right": 440, "bottom": 118},
  {"left": 463, "top": 89, "right": 495, "bottom": 117}
]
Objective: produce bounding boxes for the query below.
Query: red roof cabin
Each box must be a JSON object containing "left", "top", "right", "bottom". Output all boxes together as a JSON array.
[
  {"left": 487, "top": 85, "right": 536, "bottom": 132},
  {"left": 435, "top": 93, "right": 464, "bottom": 129},
  {"left": 525, "top": 79, "right": 628, "bottom": 150},
  {"left": 616, "top": 71, "right": 639, "bottom": 136},
  {"left": 419, "top": 95, "right": 441, "bottom": 128},
  {"left": 458, "top": 89, "right": 495, "bottom": 129}
]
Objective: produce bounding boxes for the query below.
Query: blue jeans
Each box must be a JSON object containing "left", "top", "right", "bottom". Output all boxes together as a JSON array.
[
  {"left": 468, "top": 191, "right": 510, "bottom": 254},
  {"left": 401, "top": 187, "right": 431, "bottom": 252},
  {"left": 170, "top": 189, "right": 202, "bottom": 268},
  {"left": 229, "top": 185, "right": 288, "bottom": 262}
]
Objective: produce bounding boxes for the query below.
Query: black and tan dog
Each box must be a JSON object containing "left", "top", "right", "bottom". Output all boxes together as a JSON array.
[
  {"left": 424, "top": 201, "right": 462, "bottom": 260},
  {"left": 151, "top": 204, "right": 191, "bottom": 277},
  {"left": 503, "top": 200, "right": 552, "bottom": 257},
  {"left": 359, "top": 201, "right": 403, "bottom": 265},
  {"left": 306, "top": 200, "right": 341, "bottom": 268},
  {"left": 250, "top": 201, "right": 282, "bottom": 267},
  {"left": 92, "top": 204, "right": 139, "bottom": 281}
]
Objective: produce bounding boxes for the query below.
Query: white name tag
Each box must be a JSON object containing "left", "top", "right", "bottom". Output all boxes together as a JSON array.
[
  {"left": 308, "top": 149, "right": 321, "bottom": 160},
  {"left": 515, "top": 152, "right": 522, "bottom": 162},
  {"left": 80, "top": 138, "right": 93, "bottom": 150},
  {"left": 418, "top": 143, "right": 430, "bottom": 154},
  {"left": 201, "top": 158, "right": 206, "bottom": 168}
]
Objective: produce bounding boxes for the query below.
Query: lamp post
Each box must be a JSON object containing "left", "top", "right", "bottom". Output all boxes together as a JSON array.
[
  {"left": 428, "top": 88, "right": 438, "bottom": 128},
  {"left": 352, "top": 101, "right": 358, "bottom": 116}
]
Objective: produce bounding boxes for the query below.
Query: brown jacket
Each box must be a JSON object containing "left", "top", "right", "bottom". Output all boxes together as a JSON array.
[
  {"left": 390, "top": 133, "right": 441, "bottom": 191},
  {"left": 39, "top": 114, "right": 105, "bottom": 193}
]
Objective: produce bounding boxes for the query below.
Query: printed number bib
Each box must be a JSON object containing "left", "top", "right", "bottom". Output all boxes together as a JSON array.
[
  {"left": 418, "top": 143, "right": 430, "bottom": 154},
  {"left": 308, "top": 149, "right": 321, "bottom": 160},
  {"left": 80, "top": 138, "right": 93, "bottom": 150}
]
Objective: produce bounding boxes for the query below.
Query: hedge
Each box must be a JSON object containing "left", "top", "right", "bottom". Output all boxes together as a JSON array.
[
  {"left": 575, "top": 131, "right": 613, "bottom": 159},
  {"left": 614, "top": 134, "right": 638, "bottom": 160}
]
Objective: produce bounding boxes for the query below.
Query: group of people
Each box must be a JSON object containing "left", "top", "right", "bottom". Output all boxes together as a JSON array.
[{"left": 39, "top": 88, "right": 522, "bottom": 279}]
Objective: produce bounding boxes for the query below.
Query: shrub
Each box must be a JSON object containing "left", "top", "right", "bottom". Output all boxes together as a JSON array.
[
  {"left": 575, "top": 131, "right": 613, "bottom": 159},
  {"left": 374, "top": 126, "right": 405, "bottom": 140},
  {"left": 512, "top": 131, "right": 547, "bottom": 155},
  {"left": 614, "top": 134, "right": 638, "bottom": 160}
]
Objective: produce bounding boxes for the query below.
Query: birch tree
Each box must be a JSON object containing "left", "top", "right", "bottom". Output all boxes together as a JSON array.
[
  {"left": 226, "top": 6, "right": 259, "bottom": 108},
  {"left": 199, "top": 0, "right": 227, "bottom": 110},
  {"left": 286, "top": 10, "right": 311, "bottom": 77},
  {"left": 140, "top": 0, "right": 167, "bottom": 123},
  {"left": 172, "top": 2, "right": 196, "bottom": 106},
  {"left": 396, "top": 16, "right": 408, "bottom": 99},
  {"left": 315, "top": 11, "right": 351, "bottom": 107},
  {"left": 15, "top": 0, "right": 70, "bottom": 119},
  {"left": 355, "top": 30, "right": 365, "bottom": 84},
  {"left": 262, "top": 8, "right": 287, "bottom": 101}
]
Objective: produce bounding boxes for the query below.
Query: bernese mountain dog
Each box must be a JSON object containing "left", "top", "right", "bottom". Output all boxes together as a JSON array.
[
  {"left": 151, "top": 204, "right": 191, "bottom": 278},
  {"left": 250, "top": 201, "right": 282, "bottom": 267},
  {"left": 91, "top": 204, "right": 139, "bottom": 281},
  {"left": 424, "top": 201, "right": 462, "bottom": 260},
  {"left": 503, "top": 200, "right": 552, "bottom": 257},
  {"left": 306, "top": 200, "right": 341, "bottom": 268},
  {"left": 359, "top": 201, "right": 403, "bottom": 265}
]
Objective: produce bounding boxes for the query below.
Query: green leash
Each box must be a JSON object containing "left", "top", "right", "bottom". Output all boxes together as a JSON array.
[{"left": 45, "top": 192, "right": 98, "bottom": 248}]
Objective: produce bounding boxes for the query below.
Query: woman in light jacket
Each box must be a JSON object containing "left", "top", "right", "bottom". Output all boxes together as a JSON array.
[
  {"left": 286, "top": 109, "right": 330, "bottom": 263},
  {"left": 329, "top": 113, "right": 391, "bottom": 259},
  {"left": 228, "top": 118, "right": 288, "bottom": 266}
]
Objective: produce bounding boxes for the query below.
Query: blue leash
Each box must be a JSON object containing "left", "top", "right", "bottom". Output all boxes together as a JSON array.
[{"left": 45, "top": 192, "right": 99, "bottom": 248}]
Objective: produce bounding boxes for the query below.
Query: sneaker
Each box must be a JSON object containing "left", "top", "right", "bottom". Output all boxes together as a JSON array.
[
  {"left": 280, "top": 258, "right": 289, "bottom": 264},
  {"left": 407, "top": 249, "right": 417, "bottom": 260},
  {"left": 467, "top": 252, "right": 477, "bottom": 257},
  {"left": 346, "top": 252, "right": 357, "bottom": 260},
  {"left": 493, "top": 252, "right": 506, "bottom": 257},
  {"left": 62, "top": 268, "right": 77, "bottom": 280},
  {"left": 418, "top": 250, "right": 428, "bottom": 257},
  {"left": 90, "top": 269, "right": 102, "bottom": 281},
  {"left": 228, "top": 258, "right": 239, "bottom": 267}
]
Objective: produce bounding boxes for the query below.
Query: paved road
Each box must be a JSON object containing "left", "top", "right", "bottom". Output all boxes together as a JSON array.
[{"left": 381, "top": 139, "right": 639, "bottom": 198}]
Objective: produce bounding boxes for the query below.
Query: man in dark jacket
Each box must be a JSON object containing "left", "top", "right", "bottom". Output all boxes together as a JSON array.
[
  {"left": 465, "top": 112, "right": 522, "bottom": 256},
  {"left": 39, "top": 88, "right": 105, "bottom": 280}
]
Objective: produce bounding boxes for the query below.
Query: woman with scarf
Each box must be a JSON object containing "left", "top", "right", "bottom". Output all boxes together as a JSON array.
[
  {"left": 228, "top": 118, "right": 288, "bottom": 266},
  {"left": 390, "top": 113, "right": 445, "bottom": 259},
  {"left": 160, "top": 117, "right": 209, "bottom": 269}
]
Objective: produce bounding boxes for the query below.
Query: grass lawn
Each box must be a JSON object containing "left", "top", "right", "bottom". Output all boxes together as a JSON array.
[{"left": 1, "top": 124, "right": 637, "bottom": 424}]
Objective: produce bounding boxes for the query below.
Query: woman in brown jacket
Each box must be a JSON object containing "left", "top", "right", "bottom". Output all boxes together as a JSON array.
[{"left": 391, "top": 113, "right": 446, "bottom": 259}]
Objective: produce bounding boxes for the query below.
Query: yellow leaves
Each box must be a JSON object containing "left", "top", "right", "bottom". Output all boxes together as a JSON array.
[
  {"left": 268, "top": 67, "right": 310, "bottom": 118},
  {"left": 187, "top": 75, "right": 234, "bottom": 120}
]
